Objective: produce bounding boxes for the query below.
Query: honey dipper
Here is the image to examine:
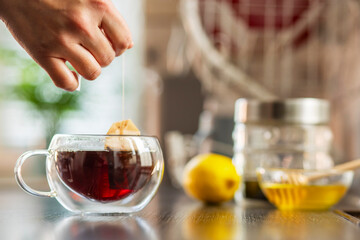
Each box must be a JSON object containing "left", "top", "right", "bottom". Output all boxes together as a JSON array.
[{"left": 287, "top": 159, "right": 360, "bottom": 185}]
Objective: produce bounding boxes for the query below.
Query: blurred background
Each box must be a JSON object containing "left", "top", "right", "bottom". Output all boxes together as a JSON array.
[{"left": 1, "top": 0, "right": 360, "bottom": 203}]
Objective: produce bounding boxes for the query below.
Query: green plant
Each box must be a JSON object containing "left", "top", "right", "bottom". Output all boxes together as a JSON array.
[{"left": 0, "top": 48, "right": 82, "bottom": 146}]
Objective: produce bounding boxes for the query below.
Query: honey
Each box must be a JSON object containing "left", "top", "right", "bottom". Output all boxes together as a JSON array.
[{"left": 261, "top": 183, "right": 348, "bottom": 210}]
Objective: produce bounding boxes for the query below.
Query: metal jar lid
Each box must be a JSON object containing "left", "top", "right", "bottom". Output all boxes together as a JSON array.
[{"left": 234, "top": 98, "right": 330, "bottom": 124}]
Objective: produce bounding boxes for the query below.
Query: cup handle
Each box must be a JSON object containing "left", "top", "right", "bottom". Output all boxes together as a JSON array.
[{"left": 14, "top": 150, "right": 56, "bottom": 198}]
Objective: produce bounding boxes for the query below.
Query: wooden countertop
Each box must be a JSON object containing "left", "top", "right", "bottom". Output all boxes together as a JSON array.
[{"left": 0, "top": 181, "right": 359, "bottom": 240}]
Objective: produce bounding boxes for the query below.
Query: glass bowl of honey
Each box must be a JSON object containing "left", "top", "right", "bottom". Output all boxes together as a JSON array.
[{"left": 256, "top": 168, "right": 354, "bottom": 210}]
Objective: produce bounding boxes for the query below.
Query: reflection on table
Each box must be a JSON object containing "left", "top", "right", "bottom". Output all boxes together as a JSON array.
[
  {"left": 53, "top": 216, "right": 158, "bottom": 240},
  {"left": 0, "top": 182, "right": 359, "bottom": 240}
]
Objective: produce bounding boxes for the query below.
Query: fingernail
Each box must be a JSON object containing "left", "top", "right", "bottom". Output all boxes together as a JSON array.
[
  {"left": 76, "top": 76, "right": 82, "bottom": 91},
  {"left": 128, "top": 41, "right": 134, "bottom": 49},
  {"left": 71, "top": 71, "right": 81, "bottom": 91}
]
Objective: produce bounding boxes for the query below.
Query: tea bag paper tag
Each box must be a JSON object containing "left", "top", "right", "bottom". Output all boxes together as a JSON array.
[
  {"left": 105, "top": 120, "right": 140, "bottom": 150},
  {"left": 106, "top": 119, "right": 141, "bottom": 135}
]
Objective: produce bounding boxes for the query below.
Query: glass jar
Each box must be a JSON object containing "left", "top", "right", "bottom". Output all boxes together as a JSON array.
[{"left": 232, "top": 98, "right": 333, "bottom": 201}]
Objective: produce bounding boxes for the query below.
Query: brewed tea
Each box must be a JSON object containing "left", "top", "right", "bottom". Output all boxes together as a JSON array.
[{"left": 55, "top": 150, "right": 154, "bottom": 203}]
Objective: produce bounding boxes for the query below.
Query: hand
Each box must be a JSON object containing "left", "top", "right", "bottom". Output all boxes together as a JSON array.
[{"left": 0, "top": 0, "right": 133, "bottom": 91}]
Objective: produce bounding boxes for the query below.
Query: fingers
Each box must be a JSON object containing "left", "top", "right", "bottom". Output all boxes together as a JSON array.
[
  {"left": 81, "top": 28, "right": 115, "bottom": 67},
  {"left": 63, "top": 44, "right": 102, "bottom": 81},
  {"left": 101, "top": 3, "right": 133, "bottom": 57},
  {"left": 38, "top": 57, "right": 79, "bottom": 91},
  {"left": 31, "top": 1, "right": 133, "bottom": 91},
  {"left": 38, "top": 43, "right": 101, "bottom": 91}
]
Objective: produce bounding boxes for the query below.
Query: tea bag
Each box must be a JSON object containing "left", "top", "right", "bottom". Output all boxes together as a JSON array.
[
  {"left": 105, "top": 119, "right": 140, "bottom": 150},
  {"left": 105, "top": 120, "right": 153, "bottom": 192}
]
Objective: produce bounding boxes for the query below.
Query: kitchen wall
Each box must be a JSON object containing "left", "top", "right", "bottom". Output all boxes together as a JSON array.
[{"left": 143, "top": 0, "right": 205, "bottom": 139}]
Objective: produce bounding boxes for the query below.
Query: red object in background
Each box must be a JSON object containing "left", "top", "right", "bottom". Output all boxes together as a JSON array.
[
  {"left": 198, "top": 0, "right": 318, "bottom": 48},
  {"left": 225, "top": 0, "right": 311, "bottom": 30}
]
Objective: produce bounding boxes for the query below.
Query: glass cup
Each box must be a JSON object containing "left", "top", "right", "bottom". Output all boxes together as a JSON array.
[{"left": 14, "top": 134, "right": 164, "bottom": 214}]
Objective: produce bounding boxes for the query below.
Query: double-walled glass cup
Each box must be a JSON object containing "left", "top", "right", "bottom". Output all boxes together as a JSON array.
[{"left": 14, "top": 134, "right": 164, "bottom": 214}]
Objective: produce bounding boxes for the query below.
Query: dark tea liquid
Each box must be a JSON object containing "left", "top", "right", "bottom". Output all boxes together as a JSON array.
[
  {"left": 244, "top": 180, "right": 267, "bottom": 200},
  {"left": 55, "top": 150, "right": 154, "bottom": 203}
]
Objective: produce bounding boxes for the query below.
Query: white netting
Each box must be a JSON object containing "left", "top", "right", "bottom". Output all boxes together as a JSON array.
[{"left": 181, "top": 0, "right": 360, "bottom": 102}]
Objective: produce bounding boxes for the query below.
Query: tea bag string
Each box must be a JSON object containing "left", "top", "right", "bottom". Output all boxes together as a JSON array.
[{"left": 122, "top": 53, "right": 125, "bottom": 120}]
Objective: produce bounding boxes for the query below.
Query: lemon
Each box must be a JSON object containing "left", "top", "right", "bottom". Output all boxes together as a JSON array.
[{"left": 182, "top": 153, "right": 240, "bottom": 204}]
